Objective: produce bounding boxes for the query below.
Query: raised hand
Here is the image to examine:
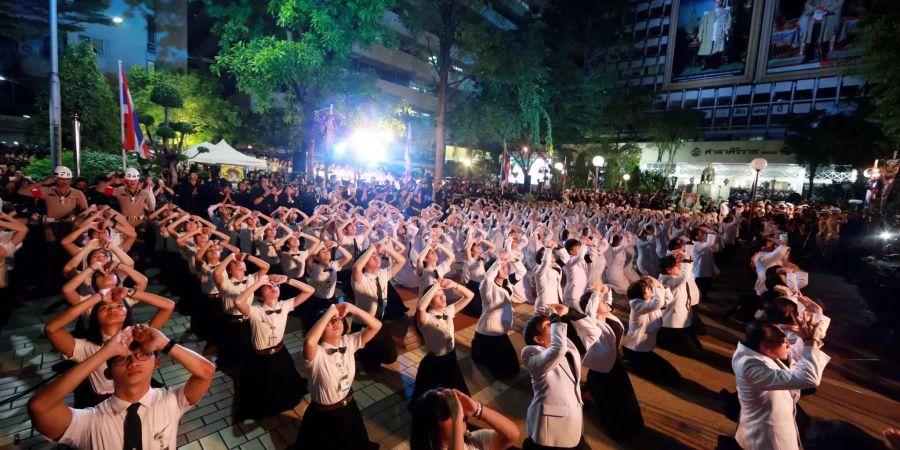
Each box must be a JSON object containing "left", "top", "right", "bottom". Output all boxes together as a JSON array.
[
  {"left": 132, "top": 324, "right": 169, "bottom": 352},
  {"left": 104, "top": 327, "right": 134, "bottom": 357}
]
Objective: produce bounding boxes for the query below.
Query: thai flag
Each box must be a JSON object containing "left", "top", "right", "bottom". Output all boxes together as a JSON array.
[{"left": 118, "top": 61, "right": 150, "bottom": 159}]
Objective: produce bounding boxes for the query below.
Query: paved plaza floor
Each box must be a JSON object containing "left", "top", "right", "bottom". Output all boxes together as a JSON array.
[{"left": 0, "top": 248, "right": 898, "bottom": 449}]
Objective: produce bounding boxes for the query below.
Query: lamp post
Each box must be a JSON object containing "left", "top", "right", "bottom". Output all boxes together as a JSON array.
[
  {"left": 748, "top": 157, "right": 768, "bottom": 239},
  {"left": 622, "top": 173, "right": 631, "bottom": 191},
  {"left": 591, "top": 156, "right": 605, "bottom": 190},
  {"left": 49, "top": 0, "right": 62, "bottom": 168}
]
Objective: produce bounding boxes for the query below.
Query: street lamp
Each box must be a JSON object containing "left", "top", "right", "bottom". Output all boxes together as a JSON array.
[
  {"left": 112, "top": 16, "right": 124, "bottom": 24},
  {"left": 592, "top": 156, "right": 605, "bottom": 190},
  {"left": 622, "top": 173, "right": 631, "bottom": 190},
  {"left": 748, "top": 157, "right": 768, "bottom": 239},
  {"left": 554, "top": 162, "right": 563, "bottom": 171}
]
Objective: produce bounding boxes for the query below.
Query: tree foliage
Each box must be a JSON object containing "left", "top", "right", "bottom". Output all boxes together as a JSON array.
[
  {"left": 854, "top": 0, "right": 900, "bottom": 143},
  {"left": 26, "top": 42, "right": 120, "bottom": 153},
  {"left": 645, "top": 109, "right": 704, "bottom": 164},
  {"left": 784, "top": 110, "right": 881, "bottom": 199},
  {"left": 25, "top": 149, "right": 139, "bottom": 183},
  {"left": 1, "top": 0, "right": 113, "bottom": 39},
  {"left": 202, "top": 0, "right": 394, "bottom": 174}
]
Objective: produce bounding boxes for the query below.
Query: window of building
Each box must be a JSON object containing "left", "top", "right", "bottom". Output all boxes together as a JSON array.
[
  {"left": 717, "top": 87, "right": 733, "bottom": 106},
  {"left": 816, "top": 77, "right": 838, "bottom": 99},
  {"left": 683, "top": 90, "right": 699, "bottom": 108},
  {"left": 700, "top": 89, "right": 716, "bottom": 107},
  {"left": 79, "top": 35, "right": 104, "bottom": 55},
  {"left": 752, "top": 84, "right": 771, "bottom": 104},
  {"left": 713, "top": 108, "right": 730, "bottom": 128}
]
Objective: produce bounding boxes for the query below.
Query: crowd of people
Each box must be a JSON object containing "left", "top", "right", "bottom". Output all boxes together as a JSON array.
[{"left": 0, "top": 163, "right": 896, "bottom": 450}]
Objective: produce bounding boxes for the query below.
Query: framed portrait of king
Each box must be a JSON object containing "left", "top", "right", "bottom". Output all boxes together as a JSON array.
[
  {"left": 664, "top": 0, "right": 765, "bottom": 89},
  {"left": 756, "top": 0, "right": 869, "bottom": 81}
]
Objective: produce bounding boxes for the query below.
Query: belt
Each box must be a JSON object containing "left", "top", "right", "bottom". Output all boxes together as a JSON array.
[
  {"left": 254, "top": 342, "right": 284, "bottom": 355},
  {"left": 126, "top": 215, "right": 146, "bottom": 221},
  {"left": 44, "top": 217, "right": 74, "bottom": 223},
  {"left": 312, "top": 391, "right": 353, "bottom": 411},
  {"left": 206, "top": 293, "right": 221, "bottom": 299}
]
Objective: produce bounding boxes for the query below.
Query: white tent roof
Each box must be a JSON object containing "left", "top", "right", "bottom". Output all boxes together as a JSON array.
[{"left": 184, "top": 140, "right": 268, "bottom": 170}]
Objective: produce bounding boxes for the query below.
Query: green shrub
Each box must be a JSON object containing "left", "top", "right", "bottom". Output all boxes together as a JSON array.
[{"left": 25, "top": 149, "right": 141, "bottom": 183}]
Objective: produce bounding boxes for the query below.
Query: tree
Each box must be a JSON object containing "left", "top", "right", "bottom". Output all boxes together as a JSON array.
[
  {"left": 854, "top": 0, "right": 900, "bottom": 143},
  {"left": 26, "top": 149, "right": 139, "bottom": 183},
  {"left": 645, "top": 109, "right": 704, "bottom": 165},
  {"left": 26, "top": 42, "right": 120, "bottom": 153},
  {"left": 784, "top": 110, "right": 881, "bottom": 200},
  {"left": 1, "top": 1, "right": 113, "bottom": 39},
  {"left": 202, "top": 0, "right": 393, "bottom": 177},
  {"left": 127, "top": 66, "right": 241, "bottom": 148},
  {"left": 399, "top": 0, "right": 501, "bottom": 186}
]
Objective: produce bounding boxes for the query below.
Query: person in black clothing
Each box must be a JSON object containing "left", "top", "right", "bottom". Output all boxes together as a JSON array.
[
  {"left": 231, "top": 181, "right": 253, "bottom": 209},
  {"left": 279, "top": 184, "right": 303, "bottom": 210},
  {"left": 85, "top": 175, "right": 114, "bottom": 207},
  {"left": 249, "top": 176, "right": 279, "bottom": 214},
  {"left": 176, "top": 172, "right": 203, "bottom": 214}
]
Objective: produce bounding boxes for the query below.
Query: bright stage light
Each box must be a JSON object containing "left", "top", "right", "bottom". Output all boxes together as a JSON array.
[
  {"left": 346, "top": 128, "right": 394, "bottom": 163},
  {"left": 554, "top": 162, "right": 564, "bottom": 171},
  {"left": 334, "top": 142, "right": 347, "bottom": 155},
  {"left": 880, "top": 231, "right": 893, "bottom": 240}
]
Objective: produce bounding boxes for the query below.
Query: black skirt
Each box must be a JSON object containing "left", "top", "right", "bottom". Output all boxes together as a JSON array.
[
  {"left": 352, "top": 322, "right": 397, "bottom": 371},
  {"left": 294, "top": 295, "right": 336, "bottom": 332},
  {"left": 471, "top": 332, "right": 520, "bottom": 380},
  {"left": 296, "top": 397, "right": 377, "bottom": 450},
  {"left": 190, "top": 294, "right": 221, "bottom": 342},
  {"left": 585, "top": 360, "right": 644, "bottom": 439},
  {"left": 623, "top": 347, "right": 681, "bottom": 388},
  {"left": 384, "top": 282, "right": 409, "bottom": 320},
  {"left": 410, "top": 349, "right": 470, "bottom": 407},
  {"left": 461, "top": 280, "right": 484, "bottom": 317},
  {"left": 218, "top": 317, "right": 252, "bottom": 368},
  {"left": 523, "top": 436, "right": 591, "bottom": 450},
  {"left": 234, "top": 346, "right": 308, "bottom": 420}
]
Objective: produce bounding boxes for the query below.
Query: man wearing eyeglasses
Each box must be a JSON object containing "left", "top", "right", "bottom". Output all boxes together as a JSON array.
[
  {"left": 732, "top": 315, "right": 830, "bottom": 450},
  {"left": 28, "top": 325, "right": 215, "bottom": 449}
]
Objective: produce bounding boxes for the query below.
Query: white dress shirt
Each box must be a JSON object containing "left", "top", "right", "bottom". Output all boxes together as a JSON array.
[
  {"left": 659, "top": 273, "right": 692, "bottom": 328},
  {"left": 67, "top": 339, "right": 114, "bottom": 395},
  {"left": 304, "top": 332, "right": 364, "bottom": 405},
  {"left": 534, "top": 248, "right": 563, "bottom": 311},
  {"left": 752, "top": 245, "right": 789, "bottom": 295},
  {"left": 420, "top": 304, "right": 456, "bottom": 356},
  {"left": 351, "top": 268, "right": 392, "bottom": 322},
  {"left": 217, "top": 273, "right": 258, "bottom": 315},
  {"left": 246, "top": 300, "right": 294, "bottom": 350},
  {"left": 57, "top": 385, "right": 192, "bottom": 450},
  {"left": 691, "top": 232, "right": 719, "bottom": 278},
  {"left": 308, "top": 261, "right": 340, "bottom": 298},
  {"left": 559, "top": 246, "right": 588, "bottom": 303},
  {"left": 280, "top": 250, "right": 309, "bottom": 279}
]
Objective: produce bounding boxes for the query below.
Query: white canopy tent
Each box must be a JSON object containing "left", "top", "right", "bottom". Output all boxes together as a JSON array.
[{"left": 183, "top": 140, "right": 268, "bottom": 170}]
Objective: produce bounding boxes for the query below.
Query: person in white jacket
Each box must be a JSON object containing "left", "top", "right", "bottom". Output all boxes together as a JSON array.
[
  {"left": 521, "top": 304, "right": 590, "bottom": 450},
  {"left": 732, "top": 316, "right": 830, "bottom": 450},
  {"left": 657, "top": 254, "right": 703, "bottom": 359},
  {"left": 636, "top": 225, "right": 660, "bottom": 277},
  {"left": 622, "top": 278, "right": 681, "bottom": 387}
]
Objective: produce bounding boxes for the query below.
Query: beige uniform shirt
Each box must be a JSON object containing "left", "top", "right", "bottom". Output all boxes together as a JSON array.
[
  {"left": 113, "top": 187, "right": 153, "bottom": 219},
  {"left": 27, "top": 186, "right": 88, "bottom": 219}
]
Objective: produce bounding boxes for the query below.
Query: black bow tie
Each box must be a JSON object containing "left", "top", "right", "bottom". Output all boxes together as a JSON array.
[
  {"left": 433, "top": 313, "right": 448, "bottom": 320},
  {"left": 265, "top": 309, "right": 282, "bottom": 315},
  {"left": 323, "top": 268, "right": 334, "bottom": 273},
  {"left": 326, "top": 347, "right": 347, "bottom": 355},
  {"left": 234, "top": 279, "right": 247, "bottom": 285}
]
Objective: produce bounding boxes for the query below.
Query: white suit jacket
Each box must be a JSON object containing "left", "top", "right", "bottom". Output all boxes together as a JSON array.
[
  {"left": 522, "top": 321, "right": 584, "bottom": 448},
  {"left": 732, "top": 342, "right": 830, "bottom": 450},
  {"left": 534, "top": 249, "right": 563, "bottom": 311},
  {"left": 623, "top": 292, "right": 668, "bottom": 352},
  {"left": 659, "top": 273, "right": 693, "bottom": 328},
  {"left": 579, "top": 315, "right": 624, "bottom": 374}
]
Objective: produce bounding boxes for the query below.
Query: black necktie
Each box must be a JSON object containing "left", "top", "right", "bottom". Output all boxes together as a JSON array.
[
  {"left": 433, "top": 313, "right": 448, "bottom": 320},
  {"left": 375, "top": 277, "right": 385, "bottom": 320},
  {"left": 327, "top": 347, "right": 347, "bottom": 355},
  {"left": 265, "top": 309, "right": 282, "bottom": 315},
  {"left": 353, "top": 238, "right": 359, "bottom": 257},
  {"left": 123, "top": 403, "right": 142, "bottom": 450}
]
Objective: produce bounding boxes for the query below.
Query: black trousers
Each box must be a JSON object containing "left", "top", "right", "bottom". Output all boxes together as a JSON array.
[
  {"left": 623, "top": 347, "right": 681, "bottom": 387},
  {"left": 695, "top": 276, "right": 711, "bottom": 304},
  {"left": 352, "top": 322, "right": 397, "bottom": 371},
  {"left": 657, "top": 327, "right": 703, "bottom": 359}
]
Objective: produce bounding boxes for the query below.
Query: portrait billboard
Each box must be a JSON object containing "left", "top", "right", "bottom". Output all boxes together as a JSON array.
[
  {"left": 757, "top": 0, "right": 868, "bottom": 81},
  {"left": 665, "top": 0, "right": 764, "bottom": 89}
]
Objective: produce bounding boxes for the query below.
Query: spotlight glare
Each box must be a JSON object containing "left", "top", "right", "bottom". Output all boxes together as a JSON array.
[
  {"left": 880, "top": 231, "right": 893, "bottom": 240},
  {"left": 112, "top": 16, "right": 124, "bottom": 24}
]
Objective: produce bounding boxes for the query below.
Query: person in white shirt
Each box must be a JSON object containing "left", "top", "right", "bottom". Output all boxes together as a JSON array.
[
  {"left": 277, "top": 230, "right": 321, "bottom": 280},
  {"left": 521, "top": 304, "right": 590, "bottom": 450},
  {"left": 44, "top": 287, "right": 174, "bottom": 408},
  {"left": 410, "top": 279, "right": 475, "bottom": 407},
  {"left": 622, "top": 279, "right": 682, "bottom": 387},
  {"left": 605, "top": 233, "right": 637, "bottom": 295},
  {"left": 732, "top": 318, "right": 830, "bottom": 450},
  {"left": 636, "top": 226, "right": 660, "bottom": 277},
  {"left": 578, "top": 292, "right": 644, "bottom": 439},
  {"left": 297, "top": 302, "right": 382, "bottom": 449},
  {"left": 473, "top": 254, "right": 522, "bottom": 380},
  {"left": 409, "top": 388, "right": 519, "bottom": 450},
  {"left": 416, "top": 241, "right": 455, "bottom": 299},
  {"left": 28, "top": 325, "right": 215, "bottom": 450},
  {"left": 351, "top": 241, "right": 407, "bottom": 371},
  {"left": 752, "top": 236, "right": 789, "bottom": 296},
  {"left": 232, "top": 274, "right": 315, "bottom": 419},
  {"left": 657, "top": 255, "right": 704, "bottom": 358},
  {"left": 298, "top": 241, "right": 352, "bottom": 331},
  {"left": 559, "top": 238, "right": 589, "bottom": 306},
  {"left": 460, "top": 237, "right": 496, "bottom": 317},
  {"left": 690, "top": 226, "right": 720, "bottom": 304},
  {"left": 212, "top": 252, "right": 270, "bottom": 368}
]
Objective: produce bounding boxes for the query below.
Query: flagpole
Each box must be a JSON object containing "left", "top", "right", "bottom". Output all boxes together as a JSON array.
[{"left": 118, "top": 60, "right": 126, "bottom": 171}]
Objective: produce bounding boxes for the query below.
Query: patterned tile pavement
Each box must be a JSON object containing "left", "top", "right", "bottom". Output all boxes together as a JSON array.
[{"left": 1, "top": 253, "right": 899, "bottom": 449}]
